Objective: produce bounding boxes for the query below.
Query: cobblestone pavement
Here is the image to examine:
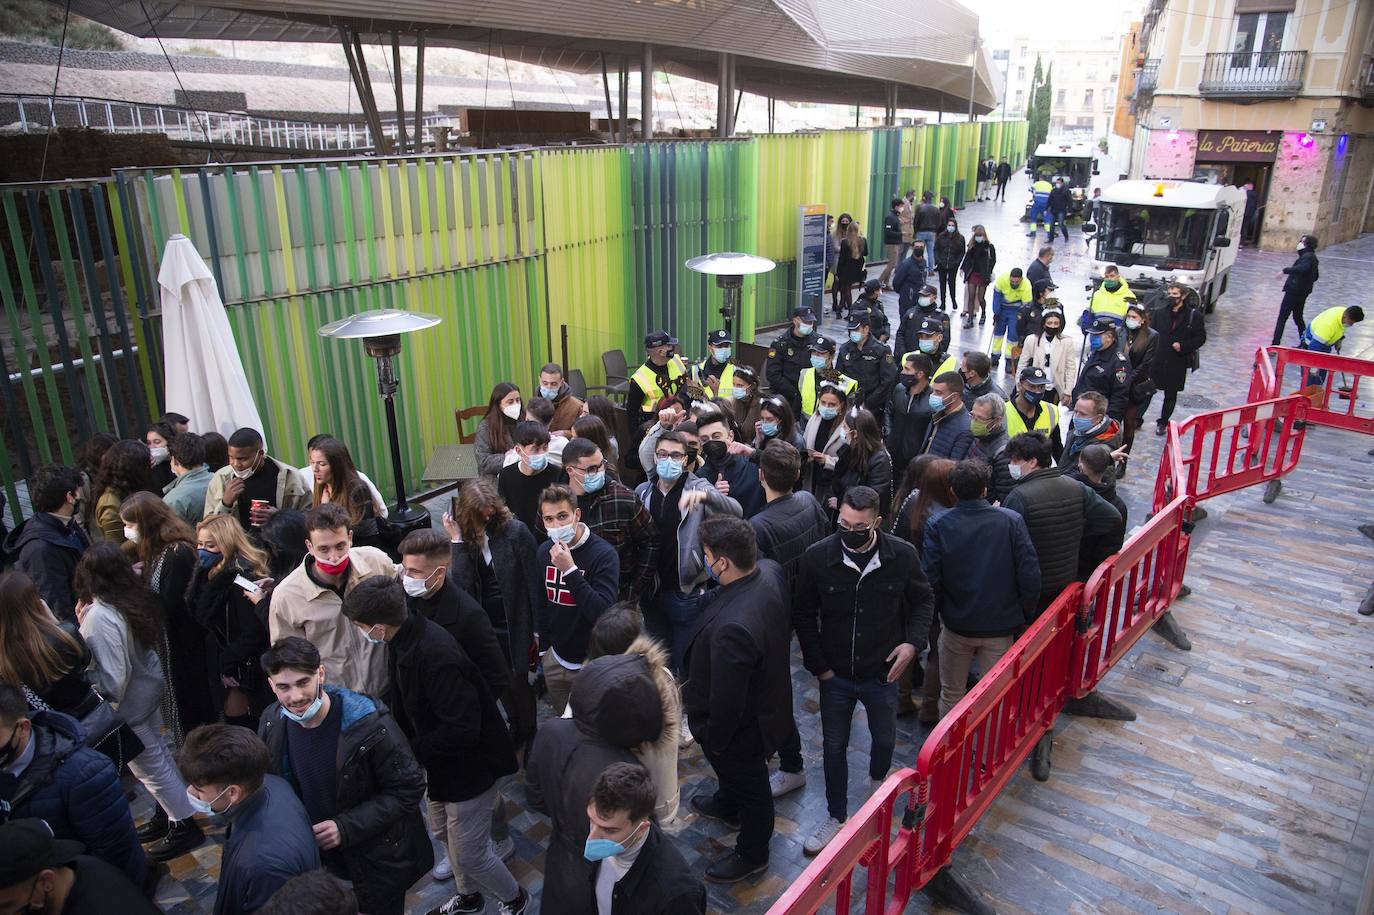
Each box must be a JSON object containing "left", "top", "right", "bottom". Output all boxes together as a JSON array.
[{"left": 145, "top": 172, "right": 1373, "bottom": 914}]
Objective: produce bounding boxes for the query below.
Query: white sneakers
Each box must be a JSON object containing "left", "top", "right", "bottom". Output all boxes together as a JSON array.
[
  {"left": 431, "top": 852, "right": 453, "bottom": 881},
  {"left": 768, "top": 768, "right": 806, "bottom": 798},
  {"left": 803, "top": 817, "right": 843, "bottom": 856}
]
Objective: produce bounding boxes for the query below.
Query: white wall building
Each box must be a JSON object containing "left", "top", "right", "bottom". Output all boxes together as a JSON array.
[{"left": 1003, "top": 34, "right": 1124, "bottom": 140}]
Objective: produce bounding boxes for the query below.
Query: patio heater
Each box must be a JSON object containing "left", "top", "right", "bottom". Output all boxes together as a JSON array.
[
  {"left": 318, "top": 308, "right": 440, "bottom": 532},
  {"left": 685, "top": 252, "right": 776, "bottom": 347}
]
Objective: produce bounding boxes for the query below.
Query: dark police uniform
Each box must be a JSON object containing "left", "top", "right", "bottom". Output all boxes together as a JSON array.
[
  {"left": 1072, "top": 346, "right": 1131, "bottom": 420},
  {"left": 766, "top": 329, "right": 817, "bottom": 416},
  {"left": 838, "top": 331, "right": 897, "bottom": 419},
  {"left": 894, "top": 303, "right": 949, "bottom": 359}
]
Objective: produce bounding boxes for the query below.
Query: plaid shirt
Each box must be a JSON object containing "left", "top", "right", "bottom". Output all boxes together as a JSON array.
[{"left": 579, "top": 480, "right": 659, "bottom": 602}]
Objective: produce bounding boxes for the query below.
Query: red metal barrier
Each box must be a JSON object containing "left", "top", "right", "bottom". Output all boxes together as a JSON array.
[
  {"left": 768, "top": 769, "right": 922, "bottom": 915},
  {"left": 1257, "top": 345, "right": 1374, "bottom": 435},
  {"left": 911, "top": 586, "right": 1081, "bottom": 887}
]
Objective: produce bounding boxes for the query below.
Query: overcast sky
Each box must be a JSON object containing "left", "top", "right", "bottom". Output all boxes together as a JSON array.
[{"left": 963, "top": 0, "right": 1145, "bottom": 46}]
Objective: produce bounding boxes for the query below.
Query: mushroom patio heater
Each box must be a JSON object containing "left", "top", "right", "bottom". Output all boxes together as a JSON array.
[
  {"left": 318, "top": 308, "right": 440, "bottom": 532},
  {"left": 685, "top": 252, "right": 776, "bottom": 346}
]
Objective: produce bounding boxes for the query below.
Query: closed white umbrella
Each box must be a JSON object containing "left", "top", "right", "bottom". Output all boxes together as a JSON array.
[{"left": 158, "top": 234, "right": 266, "bottom": 443}]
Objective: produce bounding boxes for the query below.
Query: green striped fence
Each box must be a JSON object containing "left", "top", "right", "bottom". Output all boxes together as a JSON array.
[{"left": 1, "top": 120, "right": 1026, "bottom": 522}]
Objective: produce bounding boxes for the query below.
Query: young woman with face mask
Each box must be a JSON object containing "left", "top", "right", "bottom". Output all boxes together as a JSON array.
[
  {"left": 474, "top": 382, "right": 524, "bottom": 478},
  {"left": 1015, "top": 304, "right": 1077, "bottom": 406}
]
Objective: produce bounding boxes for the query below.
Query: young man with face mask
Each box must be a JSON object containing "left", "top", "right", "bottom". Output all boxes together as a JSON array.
[
  {"left": 792, "top": 486, "right": 931, "bottom": 856},
  {"left": 968, "top": 392, "right": 1015, "bottom": 503},
  {"left": 538, "top": 362, "right": 585, "bottom": 434},
  {"left": 256, "top": 637, "right": 431, "bottom": 915},
  {"left": 563, "top": 438, "right": 659, "bottom": 600},
  {"left": 267, "top": 503, "right": 395, "bottom": 697},
  {"left": 398, "top": 529, "right": 509, "bottom": 696},
  {"left": 341, "top": 578, "right": 526, "bottom": 915},
  {"left": 535, "top": 485, "right": 621, "bottom": 716},
  {"left": 695, "top": 412, "right": 766, "bottom": 518},
  {"left": 885, "top": 352, "right": 937, "bottom": 473},
  {"left": 1061, "top": 391, "right": 1123, "bottom": 467},
  {"left": 203, "top": 427, "right": 310, "bottom": 531},
  {"left": 1086, "top": 265, "right": 1137, "bottom": 340},
  {"left": 1004, "top": 366, "right": 1064, "bottom": 463},
  {"left": 497, "top": 421, "right": 562, "bottom": 540},
  {"left": 692, "top": 329, "right": 739, "bottom": 399},
  {"left": 4, "top": 464, "right": 89, "bottom": 622},
  {"left": 584, "top": 762, "right": 705, "bottom": 915},
  {"left": 917, "top": 371, "right": 974, "bottom": 461},
  {"left": 0, "top": 818, "right": 159, "bottom": 915},
  {"left": 178, "top": 723, "right": 320, "bottom": 915}
]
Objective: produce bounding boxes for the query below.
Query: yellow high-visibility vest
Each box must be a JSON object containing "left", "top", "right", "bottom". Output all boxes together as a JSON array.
[
  {"left": 692, "top": 361, "right": 735, "bottom": 400},
  {"left": 630, "top": 357, "right": 687, "bottom": 412},
  {"left": 1309, "top": 306, "right": 1347, "bottom": 346},
  {"left": 1004, "top": 398, "right": 1059, "bottom": 437},
  {"left": 1090, "top": 282, "right": 1136, "bottom": 318},
  {"left": 899, "top": 351, "right": 957, "bottom": 379},
  {"left": 799, "top": 367, "right": 857, "bottom": 416}
]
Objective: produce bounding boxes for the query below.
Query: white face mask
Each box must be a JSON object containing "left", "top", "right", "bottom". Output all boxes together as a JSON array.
[
  {"left": 1295, "top": 242, "right": 1305, "bottom": 252},
  {"left": 401, "top": 568, "right": 440, "bottom": 598},
  {"left": 501, "top": 402, "right": 522, "bottom": 420},
  {"left": 230, "top": 459, "right": 258, "bottom": 481},
  {"left": 149, "top": 446, "right": 169, "bottom": 464},
  {"left": 123, "top": 525, "right": 140, "bottom": 543}
]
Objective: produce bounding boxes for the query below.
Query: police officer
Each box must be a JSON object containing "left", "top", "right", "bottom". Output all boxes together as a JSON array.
[
  {"left": 1072, "top": 316, "right": 1131, "bottom": 420},
  {"left": 628, "top": 329, "right": 689, "bottom": 442},
  {"left": 693, "top": 328, "right": 739, "bottom": 398},
  {"left": 839, "top": 314, "right": 897, "bottom": 421},
  {"left": 767, "top": 305, "right": 820, "bottom": 416},
  {"left": 1005, "top": 365, "right": 1063, "bottom": 460},
  {"left": 900, "top": 314, "right": 957, "bottom": 380},
  {"left": 852, "top": 279, "right": 891, "bottom": 342},
  {"left": 894, "top": 284, "right": 948, "bottom": 359},
  {"left": 798, "top": 335, "right": 857, "bottom": 419}
]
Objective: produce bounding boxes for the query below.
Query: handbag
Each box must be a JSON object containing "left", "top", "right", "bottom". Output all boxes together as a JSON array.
[{"left": 20, "top": 683, "right": 144, "bottom": 771}]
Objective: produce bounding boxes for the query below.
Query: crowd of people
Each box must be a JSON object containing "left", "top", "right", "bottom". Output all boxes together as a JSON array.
[{"left": 3, "top": 177, "right": 1361, "bottom": 915}]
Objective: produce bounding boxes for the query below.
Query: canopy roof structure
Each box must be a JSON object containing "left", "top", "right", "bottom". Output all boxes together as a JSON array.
[{"left": 64, "top": 0, "right": 1001, "bottom": 112}]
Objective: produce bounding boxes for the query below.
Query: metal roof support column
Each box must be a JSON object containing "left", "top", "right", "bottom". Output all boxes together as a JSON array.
[
  {"left": 716, "top": 52, "right": 730, "bottom": 138},
  {"left": 413, "top": 32, "right": 426, "bottom": 149},
  {"left": 391, "top": 32, "right": 408, "bottom": 152},
  {"left": 641, "top": 43, "right": 653, "bottom": 139},
  {"left": 885, "top": 82, "right": 897, "bottom": 125},
  {"left": 938, "top": 93, "right": 943, "bottom": 123},
  {"left": 767, "top": 96, "right": 774, "bottom": 134},
  {"left": 600, "top": 52, "right": 615, "bottom": 141},
  {"left": 341, "top": 27, "right": 388, "bottom": 154},
  {"left": 968, "top": 36, "right": 978, "bottom": 122},
  {"left": 618, "top": 56, "right": 629, "bottom": 144}
]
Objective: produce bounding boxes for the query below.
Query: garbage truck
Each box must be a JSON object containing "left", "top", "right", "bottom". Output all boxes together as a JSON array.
[
  {"left": 1023, "top": 141, "right": 1125, "bottom": 219},
  {"left": 1082, "top": 179, "right": 1245, "bottom": 313}
]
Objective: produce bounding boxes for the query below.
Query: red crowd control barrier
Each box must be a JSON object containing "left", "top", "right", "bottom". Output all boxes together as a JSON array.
[
  {"left": 912, "top": 585, "right": 1081, "bottom": 887},
  {"left": 768, "top": 770, "right": 923, "bottom": 915},
  {"left": 1252, "top": 345, "right": 1374, "bottom": 435}
]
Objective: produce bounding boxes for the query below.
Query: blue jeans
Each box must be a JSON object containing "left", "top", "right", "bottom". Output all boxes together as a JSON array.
[
  {"left": 655, "top": 588, "right": 707, "bottom": 673},
  {"left": 819, "top": 674, "right": 898, "bottom": 821},
  {"left": 916, "top": 231, "right": 936, "bottom": 271},
  {"left": 1299, "top": 331, "right": 1334, "bottom": 386}
]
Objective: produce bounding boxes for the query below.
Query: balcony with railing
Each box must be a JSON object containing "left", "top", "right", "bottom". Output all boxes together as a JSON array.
[
  {"left": 1136, "top": 59, "right": 1160, "bottom": 96},
  {"left": 1199, "top": 50, "right": 1306, "bottom": 99}
]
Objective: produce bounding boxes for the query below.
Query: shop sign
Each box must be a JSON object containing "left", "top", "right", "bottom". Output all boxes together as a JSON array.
[{"left": 1196, "top": 130, "right": 1280, "bottom": 163}]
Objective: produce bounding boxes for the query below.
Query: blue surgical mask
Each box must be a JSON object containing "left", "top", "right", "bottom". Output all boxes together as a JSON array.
[
  {"left": 361, "top": 624, "right": 387, "bottom": 645},
  {"left": 197, "top": 548, "right": 221, "bottom": 569},
  {"left": 186, "top": 784, "right": 231, "bottom": 817},
  {"left": 810, "top": 355, "right": 828, "bottom": 370},
  {"left": 279, "top": 677, "right": 324, "bottom": 723},
  {"left": 547, "top": 522, "right": 576, "bottom": 544},
  {"left": 656, "top": 457, "right": 684, "bottom": 482},
  {"left": 798, "top": 323, "right": 814, "bottom": 336},
  {"left": 849, "top": 330, "right": 864, "bottom": 344},
  {"left": 817, "top": 405, "right": 839, "bottom": 421},
  {"left": 1022, "top": 390, "right": 1043, "bottom": 407},
  {"left": 1008, "top": 462, "right": 1024, "bottom": 480},
  {"left": 527, "top": 451, "right": 549, "bottom": 472},
  {"left": 712, "top": 346, "right": 731, "bottom": 362},
  {"left": 1072, "top": 415, "right": 1095, "bottom": 434},
  {"left": 732, "top": 386, "right": 749, "bottom": 401},
  {"left": 582, "top": 470, "right": 606, "bottom": 493},
  {"left": 1088, "top": 335, "right": 1104, "bottom": 352},
  {"left": 760, "top": 421, "right": 779, "bottom": 437},
  {"left": 539, "top": 385, "right": 560, "bottom": 400},
  {"left": 705, "top": 557, "right": 723, "bottom": 582},
  {"left": 928, "top": 393, "right": 946, "bottom": 412},
  {"left": 584, "top": 837, "right": 627, "bottom": 862},
  {"left": 918, "top": 339, "right": 937, "bottom": 354}
]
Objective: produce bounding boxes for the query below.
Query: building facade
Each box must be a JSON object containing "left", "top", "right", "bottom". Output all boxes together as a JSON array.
[
  {"left": 1130, "top": 0, "right": 1374, "bottom": 250},
  {"left": 1113, "top": 22, "right": 1143, "bottom": 139},
  {"left": 1003, "top": 34, "right": 1124, "bottom": 140}
]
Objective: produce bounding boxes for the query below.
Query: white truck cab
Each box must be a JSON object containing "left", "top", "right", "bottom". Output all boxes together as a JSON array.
[
  {"left": 1025, "top": 141, "right": 1125, "bottom": 216},
  {"left": 1083, "top": 179, "right": 1244, "bottom": 313}
]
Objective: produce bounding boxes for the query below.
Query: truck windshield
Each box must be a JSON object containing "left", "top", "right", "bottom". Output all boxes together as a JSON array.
[
  {"left": 1030, "top": 156, "right": 1092, "bottom": 188},
  {"left": 1094, "top": 203, "right": 1213, "bottom": 269}
]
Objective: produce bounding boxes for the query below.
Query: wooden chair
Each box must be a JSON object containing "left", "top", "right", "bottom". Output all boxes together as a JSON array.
[{"left": 453, "top": 405, "right": 487, "bottom": 444}]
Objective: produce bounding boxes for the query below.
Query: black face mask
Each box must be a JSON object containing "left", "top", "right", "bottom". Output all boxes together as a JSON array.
[
  {"left": 685, "top": 445, "right": 700, "bottom": 466},
  {"left": 1043, "top": 325, "right": 1061, "bottom": 338},
  {"left": 701, "top": 440, "right": 729, "bottom": 464},
  {"left": 839, "top": 528, "right": 873, "bottom": 552}
]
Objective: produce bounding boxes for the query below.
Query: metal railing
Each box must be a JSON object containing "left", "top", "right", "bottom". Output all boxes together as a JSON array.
[
  {"left": 1, "top": 93, "right": 458, "bottom": 151},
  {"left": 1199, "top": 50, "right": 1306, "bottom": 98},
  {"left": 1136, "top": 59, "right": 1160, "bottom": 95}
]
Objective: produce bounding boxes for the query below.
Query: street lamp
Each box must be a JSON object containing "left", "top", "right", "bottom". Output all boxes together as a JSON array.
[
  {"left": 318, "top": 308, "right": 440, "bottom": 530},
  {"left": 684, "top": 252, "right": 776, "bottom": 347}
]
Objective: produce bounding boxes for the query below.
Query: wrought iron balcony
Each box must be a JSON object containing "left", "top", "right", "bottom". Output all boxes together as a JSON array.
[
  {"left": 1199, "top": 50, "right": 1306, "bottom": 99},
  {"left": 1136, "top": 60, "right": 1160, "bottom": 96}
]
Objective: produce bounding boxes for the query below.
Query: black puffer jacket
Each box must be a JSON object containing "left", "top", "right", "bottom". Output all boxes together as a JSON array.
[
  {"left": 188, "top": 554, "right": 272, "bottom": 717},
  {"left": 4, "top": 512, "right": 89, "bottom": 621},
  {"left": 259, "top": 686, "right": 432, "bottom": 913},
  {"left": 934, "top": 229, "right": 965, "bottom": 269},
  {"left": 526, "top": 654, "right": 664, "bottom": 915},
  {"left": 1001, "top": 468, "right": 1123, "bottom": 604},
  {"left": 1282, "top": 247, "right": 1319, "bottom": 297},
  {"left": 969, "top": 428, "right": 1015, "bottom": 504},
  {"left": 1066, "top": 470, "right": 1128, "bottom": 580},
  {"left": 750, "top": 491, "right": 830, "bottom": 594}
]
